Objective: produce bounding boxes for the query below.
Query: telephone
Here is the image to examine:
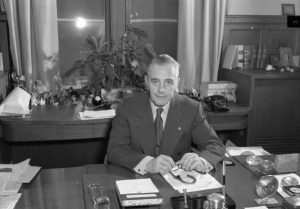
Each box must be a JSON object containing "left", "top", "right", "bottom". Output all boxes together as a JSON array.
[{"left": 204, "top": 95, "right": 229, "bottom": 112}]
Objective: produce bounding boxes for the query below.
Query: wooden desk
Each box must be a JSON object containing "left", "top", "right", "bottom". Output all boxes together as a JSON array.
[
  {"left": 0, "top": 103, "right": 249, "bottom": 168},
  {"left": 15, "top": 160, "right": 285, "bottom": 209}
]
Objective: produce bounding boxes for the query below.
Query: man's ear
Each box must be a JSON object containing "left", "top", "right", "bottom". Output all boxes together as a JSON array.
[
  {"left": 176, "top": 77, "right": 181, "bottom": 92},
  {"left": 144, "top": 75, "right": 149, "bottom": 88}
]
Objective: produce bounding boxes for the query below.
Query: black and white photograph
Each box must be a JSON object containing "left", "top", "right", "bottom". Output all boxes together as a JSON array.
[{"left": 0, "top": 0, "right": 300, "bottom": 209}]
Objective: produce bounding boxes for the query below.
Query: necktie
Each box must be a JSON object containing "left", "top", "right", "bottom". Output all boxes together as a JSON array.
[{"left": 155, "top": 107, "right": 163, "bottom": 156}]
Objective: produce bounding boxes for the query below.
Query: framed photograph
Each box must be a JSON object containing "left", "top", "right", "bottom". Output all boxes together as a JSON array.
[
  {"left": 270, "top": 54, "right": 281, "bottom": 67},
  {"left": 279, "top": 47, "right": 293, "bottom": 67},
  {"left": 282, "top": 4, "right": 295, "bottom": 16}
]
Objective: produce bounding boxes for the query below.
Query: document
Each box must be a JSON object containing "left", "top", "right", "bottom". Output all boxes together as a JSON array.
[
  {"left": 0, "top": 159, "right": 41, "bottom": 195},
  {"left": 226, "top": 146, "right": 270, "bottom": 157},
  {"left": 0, "top": 193, "right": 22, "bottom": 209},
  {"left": 79, "top": 109, "right": 115, "bottom": 120},
  {"left": 163, "top": 170, "right": 222, "bottom": 193}
]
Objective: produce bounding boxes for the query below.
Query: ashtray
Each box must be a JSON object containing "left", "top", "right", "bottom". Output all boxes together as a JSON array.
[
  {"left": 245, "top": 155, "right": 263, "bottom": 166},
  {"left": 258, "top": 159, "right": 275, "bottom": 175},
  {"left": 281, "top": 176, "right": 299, "bottom": 187}
]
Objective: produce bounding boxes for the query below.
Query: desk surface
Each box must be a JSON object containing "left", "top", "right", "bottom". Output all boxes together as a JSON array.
[
  {"left": 0, "top": 102, "right": 250, "bottom": 142},
  {"left": 15, "top": 158, "right": 286, "bottom": 209}
]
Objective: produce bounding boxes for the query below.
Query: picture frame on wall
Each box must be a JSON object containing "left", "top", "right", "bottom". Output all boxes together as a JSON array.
[{"left": 282, "top": 4, "right": 295, "bottom": 16}]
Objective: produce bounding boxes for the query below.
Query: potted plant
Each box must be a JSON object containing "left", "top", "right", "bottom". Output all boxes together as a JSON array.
[
  {"left": 108, "top": 26, "right": 156, "bottom": 99},
  {"left": 62, "top": 26, "right": 156, "bottom": 102}
]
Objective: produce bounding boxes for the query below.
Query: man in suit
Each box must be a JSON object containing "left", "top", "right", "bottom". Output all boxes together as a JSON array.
[{"left": 107, "top": 54, "right": 225, "bottom": 175}]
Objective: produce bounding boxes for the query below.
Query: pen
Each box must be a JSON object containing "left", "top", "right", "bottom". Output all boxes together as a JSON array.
[
  {"left": 222, "top": 160, "right": 226, "bottom": 198},
  {"left": 183, "top": 189, "right": 188, "bottom": 209}
]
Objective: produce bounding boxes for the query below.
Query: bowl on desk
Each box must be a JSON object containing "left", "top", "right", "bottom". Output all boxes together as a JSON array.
[{"left": 258, "top": 160, "right": 275, "bottom": 175}]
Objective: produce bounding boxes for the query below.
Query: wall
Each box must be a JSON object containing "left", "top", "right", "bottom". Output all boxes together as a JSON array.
[{"left": 227, "top": 0, "right": 300, "bottom": 15}]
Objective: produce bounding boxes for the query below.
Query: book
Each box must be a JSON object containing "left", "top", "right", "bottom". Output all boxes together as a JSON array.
[
  {"left": 250, "top": 45, "right": 258, "bottom": 69},
  {"left": 243, "top": 45, "right": 252, "bottom": 70},
  {"left": 115, "top": 178, "right": 163, "bottom": 207},
  {"left": 259, "top": 45, "right": 268, "bottom": 69},
  {"left": 236, "top": 45, "right": 245, "bottom": 69},
  {"left": 222, "top": 45, "right": 238, "bottom": 69},
  {"left": 256, "top": 45, "right": 263, "bottom": 69}
]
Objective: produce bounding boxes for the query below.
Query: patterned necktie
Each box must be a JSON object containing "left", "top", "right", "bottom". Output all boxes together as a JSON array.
[{"left": 155, "top": 107, "right": 163, "bottom": 156}]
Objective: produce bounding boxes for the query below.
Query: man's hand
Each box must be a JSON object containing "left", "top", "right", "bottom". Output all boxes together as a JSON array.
[
  {"left": 146, "top": 155, "right": 175, "bottom": 175},
  {"left": 178, "top": 153, "right": 209, "bottom": 173}
]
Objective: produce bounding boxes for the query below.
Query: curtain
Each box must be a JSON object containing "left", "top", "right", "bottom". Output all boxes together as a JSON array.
[
  {"left": 3, "top": 0, "right": 59, "bottom": 92},
  {"left": 177, "top": 0, "right": 227, "bottom": 92}
]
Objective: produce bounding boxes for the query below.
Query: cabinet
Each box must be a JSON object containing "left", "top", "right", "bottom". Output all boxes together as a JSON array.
[
  {"left": 223, "top": 15, "right": 300, "bottom": 56},
  {"left": 219, "top": 68, "right": 300, "bottom": 154}
]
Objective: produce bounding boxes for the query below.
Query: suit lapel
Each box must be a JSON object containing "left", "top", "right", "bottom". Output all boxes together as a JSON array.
[
  {"left": 160, "top": 94, "right": 183, "bottom": 156},
  {"left": 136, "top": 93, "right": 156, "bottom": 156}
]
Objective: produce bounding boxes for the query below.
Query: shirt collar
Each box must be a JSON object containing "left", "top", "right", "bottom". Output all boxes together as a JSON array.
[{"left": 150, "top": 100, "right": 170, "bottom": 118}]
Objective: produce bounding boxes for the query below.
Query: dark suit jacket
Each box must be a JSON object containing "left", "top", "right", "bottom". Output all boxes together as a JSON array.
[{"left": 107, "top": 91, "right": 225, "bottom": 170}]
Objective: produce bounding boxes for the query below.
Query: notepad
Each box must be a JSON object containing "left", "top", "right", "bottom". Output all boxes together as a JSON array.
[
  {"left": 79, "top": 109, "right": 115, "bottom": 120},
  {"left": 115, "top": 178, "right": 163, "bottom": 207}
]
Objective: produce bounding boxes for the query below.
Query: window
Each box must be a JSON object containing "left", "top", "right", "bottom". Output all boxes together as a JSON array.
[
  {"left": 57, "top": 0, "right": 108, "bottom": 85},
  {"left": 127, "top": 0, "right": 178, "bottom": 58}
]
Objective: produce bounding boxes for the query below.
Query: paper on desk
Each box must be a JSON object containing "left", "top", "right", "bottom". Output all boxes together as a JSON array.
[
  {"left": 116, "top": 178, "right": 159, "bottom": 194},
  {"left": 0, "top": 193, "right": 22, "bottom": 209},
  {"left": 0, "top": 159, "right": 40, "bottom": 191},
  {"left": 0, "top": 159, "right": 31, "bottom": 181},
  {"left": 17, "top": 165, "right": 41, "bottom": 183},
  {"left": 163, "top": 171, "right": 222, "bottom": 193},
  {"left": 273, "top": 173, "right": 300, "bottom": 198},
  {"left": 226, "top": 146, "right": 270, "bottom": 157},
  {"left": 244, "top": 206, "right": 268, "bottom": 209},
  {"left": 79, "top": 109, "right": 115, "bottom": 120}
]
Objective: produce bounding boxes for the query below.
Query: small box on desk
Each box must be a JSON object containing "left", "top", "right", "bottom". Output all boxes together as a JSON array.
[
  {"left": 115, "top": 178, "right": 163, "bottom": 208},
  {"left": 200, "top": 81, "right": 237, "bottom": 103}
]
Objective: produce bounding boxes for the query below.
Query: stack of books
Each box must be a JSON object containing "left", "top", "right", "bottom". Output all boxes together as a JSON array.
[{"left": 222, "top": 44, "right": 268, "bottom": 70}]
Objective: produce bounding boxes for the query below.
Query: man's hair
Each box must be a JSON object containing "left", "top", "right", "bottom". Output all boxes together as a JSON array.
[{"left": 148, "top": 54, "right": 180, "bottom": 76}]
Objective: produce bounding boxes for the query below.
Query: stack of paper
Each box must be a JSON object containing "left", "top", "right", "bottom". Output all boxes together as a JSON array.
[
  {"left": 79, "top": 109, "right": 116, "bottom": 120},
  {"left": 0, "top": 159, "right": 41, "bottom": 209}
]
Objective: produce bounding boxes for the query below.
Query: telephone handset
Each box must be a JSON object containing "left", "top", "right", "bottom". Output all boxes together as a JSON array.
[{"left": 204, "top": 95, "right": 229, "bottom": 112}]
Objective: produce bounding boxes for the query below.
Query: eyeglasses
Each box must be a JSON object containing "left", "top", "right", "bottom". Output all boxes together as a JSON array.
[{"left": 169, "top": 165, "right": 197, "bottom": 184}]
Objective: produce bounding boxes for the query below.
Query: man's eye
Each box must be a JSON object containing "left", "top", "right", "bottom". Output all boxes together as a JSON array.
[
  {"left": 166, "top": 80, "right": 174, "bottom": 85},
  {"left": 151, "top": 80, "right": 159, "bottom": 85}
]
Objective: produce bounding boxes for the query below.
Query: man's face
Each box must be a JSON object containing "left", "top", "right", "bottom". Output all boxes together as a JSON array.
[{"left": 145, "top": 63, "right": 180, "bottom": 107}]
